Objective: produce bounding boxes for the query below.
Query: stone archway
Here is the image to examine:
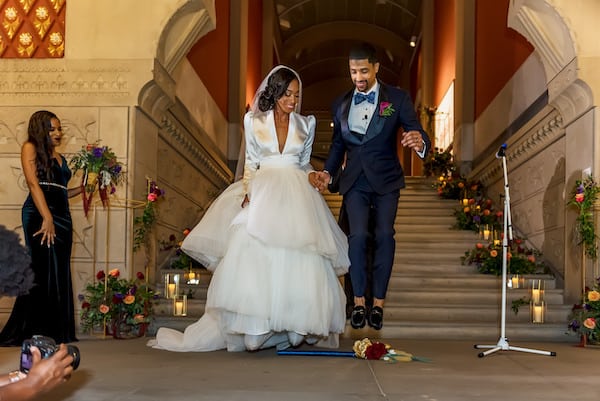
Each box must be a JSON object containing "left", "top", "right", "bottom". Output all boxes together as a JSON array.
[{"left": 133, "top": 0, "right": 232, "bottom": 283}]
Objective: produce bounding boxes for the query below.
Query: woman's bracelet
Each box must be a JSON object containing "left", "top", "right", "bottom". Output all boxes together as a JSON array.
[{"left": 8, "top": 370, "right": 27, "bottom": 383}]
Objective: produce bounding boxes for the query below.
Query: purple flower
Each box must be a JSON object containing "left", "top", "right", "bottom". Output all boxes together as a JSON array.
[
  {"left": 577, "top": 184, "right": 585, "bottom": 194},
  {"left": 472, "top": 215, "right": 481, "bottom": 223},
  {"left": 92, "top": 147, "right": 104, "bottom": 158},
  {"left": 113, "top": 165, "right": 122, "bottom": 174}
]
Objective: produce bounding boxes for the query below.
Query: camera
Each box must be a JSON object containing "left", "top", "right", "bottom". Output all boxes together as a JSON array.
[{"left": 20, "top": 335, "right": 80, "bottom": 373}]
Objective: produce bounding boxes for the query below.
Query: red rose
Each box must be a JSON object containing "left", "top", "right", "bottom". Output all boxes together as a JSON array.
[
  {"left": 82, "top": 302, "right": 90, "bottom": 309},
  {"left": 136, "top": 272, "right": 145, "bottom": 280},
  {"left": 96, "top": 270, "right": 105, "bottom": 280},
  {"left": 183, "top": 228, "right": 191, "bottom": 236},
  {"left": 365, "top": 342, "right": 387, "bottom": 360}
]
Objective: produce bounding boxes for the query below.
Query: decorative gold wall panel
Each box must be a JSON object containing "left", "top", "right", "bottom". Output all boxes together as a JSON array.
[{"left": 0, "top": 0, "right": 65, "bottom": 58}]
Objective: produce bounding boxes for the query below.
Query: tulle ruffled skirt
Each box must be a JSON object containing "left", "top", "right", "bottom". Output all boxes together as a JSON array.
[{"left": 149, "top": 165, "right": 349, "bottom": 352}]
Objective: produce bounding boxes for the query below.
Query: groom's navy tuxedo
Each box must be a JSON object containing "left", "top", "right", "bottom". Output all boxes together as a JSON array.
[{"left": 324, "top": 81, "right": 430, "bottom": 301}]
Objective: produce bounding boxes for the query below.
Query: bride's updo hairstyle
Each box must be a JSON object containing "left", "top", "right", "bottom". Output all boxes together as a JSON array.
[{"left": 257, "top": 67, "right": 298, "bottom": 112}]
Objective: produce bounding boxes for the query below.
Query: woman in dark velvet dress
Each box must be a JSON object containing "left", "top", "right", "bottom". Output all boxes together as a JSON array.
[{"left": 0, "top": 110, "right": 80, "bottom": 346}]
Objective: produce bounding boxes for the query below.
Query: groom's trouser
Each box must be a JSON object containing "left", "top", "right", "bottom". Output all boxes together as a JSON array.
[{"left": 344, "top": 174, "right": 400, "bottom": 300}]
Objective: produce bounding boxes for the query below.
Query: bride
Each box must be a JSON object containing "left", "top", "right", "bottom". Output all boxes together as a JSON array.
[{"left": 148, "top": 66, "right": 349, "bottom": 352}]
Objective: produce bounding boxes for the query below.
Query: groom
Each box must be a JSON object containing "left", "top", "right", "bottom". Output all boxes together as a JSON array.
[{"left": 315, "top": 42, "right": 430, "bottom": 330}]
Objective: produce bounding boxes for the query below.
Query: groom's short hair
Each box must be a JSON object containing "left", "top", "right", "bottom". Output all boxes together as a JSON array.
[{"left": 349, "top": 43, "right": 378, "bottom": 64}]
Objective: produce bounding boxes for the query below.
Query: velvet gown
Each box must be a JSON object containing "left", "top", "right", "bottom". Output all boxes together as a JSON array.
[{"left": 0, "top": 155, "right": 77, "bottom": 346}]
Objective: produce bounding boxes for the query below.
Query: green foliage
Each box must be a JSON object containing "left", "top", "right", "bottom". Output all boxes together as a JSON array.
[
  {"left": 568, "top": 176, "right": 600, "bottom": 260},
  {"left": 79, "top": 269, "right": 156, "bottom": 332},
  {"left": 133, "top": 180, "right": 165, "bottom": 252},
  {"left": 424, "top": 147, "right": 455, "bottom": 178},
  {"left": 461, "top": 238, "right": 545, "bottom": 276},
  {"left": 568, "top": 277, "right": 600, "bottom": 342},
  {"left": 511, "top": 297, "right": 530, "bottom": 315}
]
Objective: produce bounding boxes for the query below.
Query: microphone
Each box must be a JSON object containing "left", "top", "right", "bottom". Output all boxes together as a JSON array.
[{"left": 496, "top": 143, "right": 507, "bottom": 158}]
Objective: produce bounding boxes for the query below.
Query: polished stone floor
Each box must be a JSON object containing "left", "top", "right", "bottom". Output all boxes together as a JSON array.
[{"left": 0, "top": 334, "right": 595, "bottom": 401}]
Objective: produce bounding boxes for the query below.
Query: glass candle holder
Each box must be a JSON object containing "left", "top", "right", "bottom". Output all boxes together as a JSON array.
[
  {"left": 164, "top": 273, "right": 181, "bottom": 299},
  {"left": 173, "top": 294, "right": 187, "bottom": 316},
  {"left": 530, "top": 301, "right": 545, "bottom": 323},
  {"left": 531, "top": 279, "right": 545, "bottom": 304}
]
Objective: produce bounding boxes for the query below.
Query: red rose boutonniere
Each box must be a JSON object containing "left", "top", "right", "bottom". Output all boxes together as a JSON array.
[{"left": 379, "top": 101, "right": 395, "bottom": 117}]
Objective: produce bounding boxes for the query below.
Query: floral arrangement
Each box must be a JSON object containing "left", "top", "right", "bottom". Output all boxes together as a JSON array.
[
  {"left": 353, "top": 338, "right": 428, "bottom": 363},
  {"left": 70, "top": 142, "right": 125, "bottom": 216},
  {"left": 568, "top": 277, "right": 600, "bottom": 343},
  {"left": 378, "top": 101, "right": 395, "bottom": 117},
  {"left": 160, "top": 228, "right": 203, "bottom": 270},
  {"left": 453, "top": 195, "right": 501, "bottom": 232},
  {"left": 133, "top": 179, "right": 165, "bottom": 252},
  {"left": 79, "top": 269, "right": 156, "bottom": 333},
  {"left": 425, "top": 148, "right": 455, "bottom": 178},
  {"left": 461, "top": 238, "right": 545, "bottom": 276},
  {"left": 568, "top": 176, "right": 600, "bottom": 260}
]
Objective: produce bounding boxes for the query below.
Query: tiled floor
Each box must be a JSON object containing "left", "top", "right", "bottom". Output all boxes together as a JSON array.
[{"left": 0, "top": 334, "right": 594, "bottom": 401}]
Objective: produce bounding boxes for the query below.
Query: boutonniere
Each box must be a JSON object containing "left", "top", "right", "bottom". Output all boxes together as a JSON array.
[{"left": 379, "top": 102, "right": 395, "bottom": 117}]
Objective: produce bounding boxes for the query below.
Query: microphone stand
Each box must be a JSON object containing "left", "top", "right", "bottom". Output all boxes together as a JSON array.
[{"left": 474, "top": 144, "right": 556, "bottom": 358}]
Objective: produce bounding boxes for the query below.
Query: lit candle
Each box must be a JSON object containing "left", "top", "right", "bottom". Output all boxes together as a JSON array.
[
  {"left": 532, "top": 305, "right": 543, "bottom": 323},
  {"left": 511, "top": 276, "right": 519, "bottom": 289},
  {"left": 483, "top": 229, "right": 490, "bottom": 240},
  {"left": 462, "top": 198, "right": 469, "bottom": 206},
  {"left": 189, "top": 271, "right": 195, "bottom": 280},
  {"left": 168, "top": 283, "right": 176, "bottom": 298},
  {"left": 531, "top": 289, "right": 540, "bottom": 304},
  {"left": 175, "top": 301, "right": 183, "bottom": 315}
]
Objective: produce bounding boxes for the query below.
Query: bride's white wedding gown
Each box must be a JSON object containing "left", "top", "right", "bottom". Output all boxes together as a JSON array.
[{"left": 148, "top": 110, "right": 349, "bottom": 352}]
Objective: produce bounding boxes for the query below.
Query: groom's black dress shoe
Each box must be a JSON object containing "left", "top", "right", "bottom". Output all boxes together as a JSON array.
[
  {"left": 368, "top": 306, "right": 383, "bottom": 330},
  {"left": 350, "top": 306, "right": 366, "bottom": 329}
]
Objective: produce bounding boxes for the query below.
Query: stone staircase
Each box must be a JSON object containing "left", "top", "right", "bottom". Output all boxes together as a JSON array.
[{"left": 150, "top": 177, "right": 576, "bottom": 343}]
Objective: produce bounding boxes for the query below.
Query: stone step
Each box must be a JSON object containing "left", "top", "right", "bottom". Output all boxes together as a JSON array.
[
  {"left": 382, "top": 288, "right": 564, "bottom": 305},
  {"left": 340, "top": 321, "right": 575, "bottom": 342}
]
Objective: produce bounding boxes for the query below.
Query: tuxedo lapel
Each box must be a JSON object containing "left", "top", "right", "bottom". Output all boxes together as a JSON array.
[
  {"left": 363, "top": 82, "right": 390, "bottom": 143},
  {"left": 338, "top": 90, "right": 363, "bottom": 145}
]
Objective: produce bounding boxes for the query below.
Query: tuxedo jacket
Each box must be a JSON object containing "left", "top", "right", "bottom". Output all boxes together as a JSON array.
[{"left": 324, "top": 81, "right": 430, "bottom": 195}]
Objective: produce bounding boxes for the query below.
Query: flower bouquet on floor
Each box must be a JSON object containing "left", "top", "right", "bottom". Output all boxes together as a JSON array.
[
  {"left": 79, "top": 269, "right": 157, "bottom": 338},
  {"left": 70, "top": 142, "right": 126, "bottom": 216},
  {"left": 568, "top": 277, "right": 600, "bottom": 345}
]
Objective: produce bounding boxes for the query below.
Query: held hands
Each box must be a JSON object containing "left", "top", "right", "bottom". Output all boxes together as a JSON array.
[
  {"left": 308, "top": 171, "right": 330, "bottom": 193},
  {"left": 401, "top": 130, "right": 424, "bottom": 153},
  {"left": 34, "top": 217, "right": 55, "bottom": 247},
  {"left": 26, "top": 345, "right": 74, "bottom": 393}
]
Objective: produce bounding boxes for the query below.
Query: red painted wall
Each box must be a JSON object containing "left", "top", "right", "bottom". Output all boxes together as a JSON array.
[
  {"left": 475, "top": 0, "right": 533, "bottom": 118},
  {"left": 246, "top": 0, "right": 263, "bottom": 110},
  {"left": 186, "top": 0, "right": 230, "bottom": 117},
  {"left": 433, "top": 0, "right": 456, "bottom": 106}
]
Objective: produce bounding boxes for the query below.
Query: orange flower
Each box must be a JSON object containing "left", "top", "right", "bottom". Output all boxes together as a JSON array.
[
  {"left": 108, "top": 269, "right": 120, "bottom": 278},
  {"left": 527, "top": 255, "right": 536, "bottom": 263},
  {"left": 584, "top": 317, "right": 596, "bottom": 329},
  {"left": 588, "top": 290, "right": 600, "bottom": 302},
  {"left": 463, "top": 207, "right": 470, "bottom": 213},
  {"left": 575, "top": 193, "right": 585, "bottom": 203},
  {"left": 483, "top": 209, "right": 490, "bottom": 216},
  {"left": 457, "top": 182, "right": 464, "bottom": 188},
  {"left": 490, "top": 250, "right": 498, "bottom": 257},
  {"left": 99, "top": 304, "right": 110, "bottom": 314},
  {"left": 133, "top": 314, "right": 145, "bottom": 323},
  {"left": 476, "top": 243, "right": 483, "bottom": 249},
  {"left": 123, "top": 295, "right": 135, "bottom": 305},
  {"left": 506, "top": 252, "right": 512, "bottom": 260}
]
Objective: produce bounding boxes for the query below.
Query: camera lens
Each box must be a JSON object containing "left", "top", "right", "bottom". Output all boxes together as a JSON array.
[{"left": 66, "top": 345, "right": 80, "bottom": 370}]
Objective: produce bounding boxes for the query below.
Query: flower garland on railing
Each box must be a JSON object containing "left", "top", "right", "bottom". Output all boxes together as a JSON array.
[
  {"left": 568, "top": 176, "right": 600, "bottom": 260},
  {"left": 133, "top": 178, "right": 165, "bottom": 252}
]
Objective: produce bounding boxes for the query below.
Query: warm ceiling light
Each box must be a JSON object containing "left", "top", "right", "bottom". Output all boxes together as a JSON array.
[{"left": 409, "top": 35, "right": 417, "bottom": 47}]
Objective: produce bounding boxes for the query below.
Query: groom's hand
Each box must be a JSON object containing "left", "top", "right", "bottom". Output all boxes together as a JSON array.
[
  {"left": 308, "top": 171, "right": 330, "bottom": 192},
  {"left": 401, "top": 130, "right": 425, "bottom": 153}
]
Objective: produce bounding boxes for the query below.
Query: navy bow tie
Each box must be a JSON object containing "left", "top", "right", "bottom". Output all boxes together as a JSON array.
[{"left": 353, "top": 91, "right": 376, "bottom": 105}]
